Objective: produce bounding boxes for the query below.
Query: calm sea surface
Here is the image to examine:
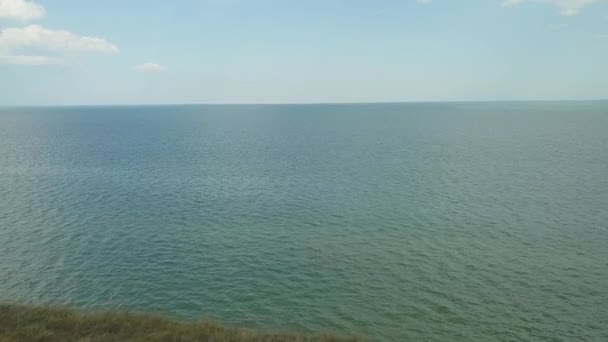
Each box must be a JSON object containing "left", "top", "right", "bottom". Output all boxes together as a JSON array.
[{"left": 0, "top": 103, "right": 607, "bottom": 341}]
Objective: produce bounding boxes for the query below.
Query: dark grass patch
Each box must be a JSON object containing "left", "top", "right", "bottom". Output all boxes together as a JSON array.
[{"left": 0, "top": 304, "right": 360, "bottom": 342}]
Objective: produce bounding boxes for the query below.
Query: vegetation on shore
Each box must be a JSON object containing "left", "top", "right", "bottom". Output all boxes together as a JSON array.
[{"left": 0, "top": 304, "right": 359, "bottom": 342}]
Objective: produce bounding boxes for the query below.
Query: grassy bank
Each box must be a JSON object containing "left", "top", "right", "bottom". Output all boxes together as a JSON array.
[{"left": 0, "top": 304, "right": 359, "bottom": 342}]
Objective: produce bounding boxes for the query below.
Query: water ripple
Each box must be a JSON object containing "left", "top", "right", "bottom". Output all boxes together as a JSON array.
[{"left": 1, "top": 103, "right": 607, "bottom": 341}]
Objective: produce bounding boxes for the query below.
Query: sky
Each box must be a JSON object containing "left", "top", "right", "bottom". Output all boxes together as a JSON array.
[{"left": 0, "top": 0, "right": 607, "bottom": 105}]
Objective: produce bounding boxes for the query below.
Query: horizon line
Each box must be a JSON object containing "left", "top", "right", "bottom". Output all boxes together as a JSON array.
[{"left": 1, "top": 98, "right": 607, "bottom": 108}]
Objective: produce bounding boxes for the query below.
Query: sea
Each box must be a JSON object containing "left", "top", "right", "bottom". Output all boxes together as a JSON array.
[{"left": 0, "top": 102, "right": 607, "bottom": 341}]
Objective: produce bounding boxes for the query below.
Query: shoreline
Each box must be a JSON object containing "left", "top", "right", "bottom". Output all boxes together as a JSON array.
[{"left": 0, "top": 304, "right": 359, "bottom": 342}]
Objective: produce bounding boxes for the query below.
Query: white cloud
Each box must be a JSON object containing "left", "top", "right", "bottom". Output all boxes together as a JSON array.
[
  {"left": 0, "top": 25, "right": 119, "bottom": 54},
  {"left": 0, "top": 24, "right": 119, "bottom": 64},
  {"left": 1, "top": 0, "right": 119, "bottom": 66},
  {"left": 551, "top": 0, "right": 597, "bottom": 15},
  {"left": 133, "top": 62, "right": 167, "bottom": 72},
  {"left": 502, "top": 0, "right": 598, "bottom": 15},
  {"left": 417, "top": 0, "right": 432, "bottom": 4},
  {"left": 0, "top": 54, "right": 57, "bottom": 65},
  {"left": 502, "top": 0, "right": 524, "bottom": 6},
  {"left": 0, "top": 0, "right": 45, "bottom": 22}
]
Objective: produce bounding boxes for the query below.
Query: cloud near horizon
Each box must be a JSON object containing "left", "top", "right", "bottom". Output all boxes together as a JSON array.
[
  {"left": 133, "top": 63, "right": 167, "bottom": 72},
  {"left": 502, "top": 0, "right": 598, "bottom": 15},
  {"left": 0, "top": 54, "right": 58, "bottom": 65}
]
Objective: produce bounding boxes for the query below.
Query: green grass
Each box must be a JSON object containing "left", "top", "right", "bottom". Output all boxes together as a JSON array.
[{"left": 0, "top": 304, "right": 360, "bottom": 342}]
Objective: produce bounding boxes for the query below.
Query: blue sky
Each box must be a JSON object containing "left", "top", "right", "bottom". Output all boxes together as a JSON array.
[{"left": 1, "top": 0, "right": 607, "bottom": 105}]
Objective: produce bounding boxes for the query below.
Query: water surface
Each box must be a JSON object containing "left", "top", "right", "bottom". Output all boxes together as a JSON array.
[{"left": 1, "top": 102, "right": 607, "bottom": 341}]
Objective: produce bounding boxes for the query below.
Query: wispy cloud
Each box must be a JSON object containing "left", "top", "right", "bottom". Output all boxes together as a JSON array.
[
  {"left": 502, "top": 0, "right": 597, "bottom": 16},
  {"left": 417, "top": 0, "right": 432, "bottom": 4},
  {"left": 1, "top": 1, "right": 118, "bottom": 66},
  {"left": 0, "top": 0, "right": 45, "bottom": 22},
  {"left": 0, "top": 25, "right": 119, "bottom": 54},
  {"left": 0, "top": 54, "right": 58, "bottom": 65},
  {"left": 502, "top": 0, "right": 524, "bottom": 6},
  {"left": 133, "top": 63, "right": 167, "bottom": 72},
  {"left": 0, "top": 24, "right": 119, "bottom": 65}
]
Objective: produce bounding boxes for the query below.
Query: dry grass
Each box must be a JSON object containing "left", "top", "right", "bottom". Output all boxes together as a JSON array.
[{"left": 0, "top": 304, "right": 360, "bottom": 342}]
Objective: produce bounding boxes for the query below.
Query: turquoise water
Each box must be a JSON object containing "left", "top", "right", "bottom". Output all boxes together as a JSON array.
[{"left": 0, "top": 102, "right": 607, "bottom": 341}]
